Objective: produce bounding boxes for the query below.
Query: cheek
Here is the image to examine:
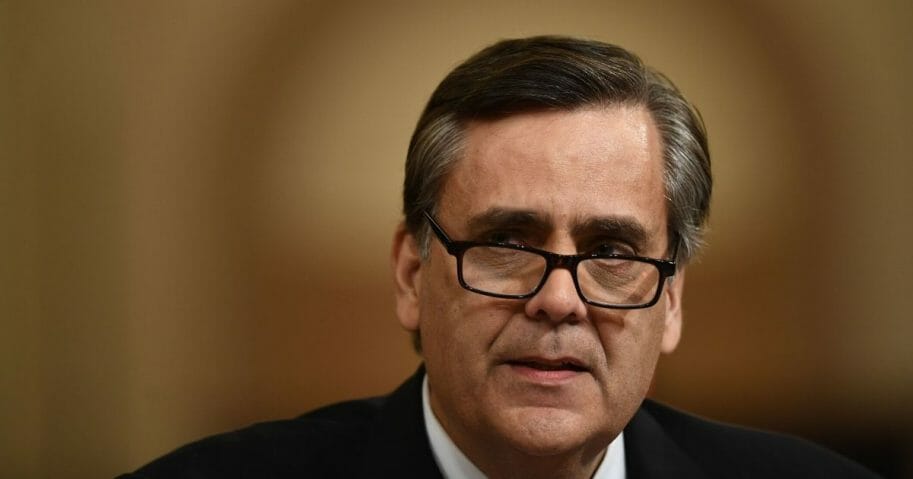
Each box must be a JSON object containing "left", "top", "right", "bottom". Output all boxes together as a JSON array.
[
  {"left": 418, "top": 282, "right": 456, "bottom": 354},
  {"left": 594, "top": 310, "right": 667, "bottom": 381},
  {"left": 422, "top": 298, "right": 504, "bottom": 358},
  {"left": 418, "top": 253, "right": 459, "bottom": 322},
  {"left": 418, "top": 261, "right": 479, "bottom": 362},
  {"left": 419, "top": 276, "right": 516, "bottom": 369}
]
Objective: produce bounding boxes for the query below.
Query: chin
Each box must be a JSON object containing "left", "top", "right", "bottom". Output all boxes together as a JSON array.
[{"left": 497, "top": 406, "right": 603, "bottom": 457}]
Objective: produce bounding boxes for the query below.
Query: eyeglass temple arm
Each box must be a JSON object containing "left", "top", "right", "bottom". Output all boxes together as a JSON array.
[{"left": 423, "top": 211, "right": 454, "bottom": 245}]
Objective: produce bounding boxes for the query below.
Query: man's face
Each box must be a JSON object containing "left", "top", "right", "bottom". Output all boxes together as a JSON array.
[{"left": 393, "top": 105, "right": 684, "bottom": 462}]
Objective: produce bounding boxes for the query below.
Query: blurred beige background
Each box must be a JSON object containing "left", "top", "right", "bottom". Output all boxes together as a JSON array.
[{"left": 2, "top": 1, "right": 911, "bottom": 477}]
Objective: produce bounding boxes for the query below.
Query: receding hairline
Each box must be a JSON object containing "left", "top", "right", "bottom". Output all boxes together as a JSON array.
[{"left": 425, "top": 101, "right": 670, "bottom": 216}]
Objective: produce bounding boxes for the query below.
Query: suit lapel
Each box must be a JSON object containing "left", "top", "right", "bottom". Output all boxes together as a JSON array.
[
  {"left": 359, "top": 366, "right": 444, "bottom": 478},
  {"left": 623, "top": 401, "right": 707, "bottom": 479}
]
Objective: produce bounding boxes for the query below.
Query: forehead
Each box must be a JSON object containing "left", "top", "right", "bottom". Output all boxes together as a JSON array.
[{"left": 439, "top": 105, "right": 668, "bottom": 245}]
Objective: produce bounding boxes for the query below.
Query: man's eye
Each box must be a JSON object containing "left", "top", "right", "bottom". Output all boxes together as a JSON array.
[
  {"left": 591, "top": 242, "right": 634, "bottom": 256},
  {"left": 485, "top": 231, "right": 525, "bottom": 245}
]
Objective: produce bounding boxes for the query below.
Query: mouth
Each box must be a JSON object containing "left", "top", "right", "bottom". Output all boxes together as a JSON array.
[{"left": 506, "top": 357, "right": 589, "bottom": 374}]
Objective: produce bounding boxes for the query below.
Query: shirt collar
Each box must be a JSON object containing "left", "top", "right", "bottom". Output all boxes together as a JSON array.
[{"left": 421, "top": 373, "right": 626, "bottom": 479}]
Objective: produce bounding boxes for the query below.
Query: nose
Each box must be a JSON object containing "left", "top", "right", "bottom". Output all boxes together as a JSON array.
[{"left": 524, "top": 266, "right": 588, "bottom": 324}]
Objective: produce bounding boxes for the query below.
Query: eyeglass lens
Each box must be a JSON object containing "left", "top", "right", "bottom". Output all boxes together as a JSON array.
[{"left": 460, "top": 245, "right": 659, "bottom": 306}]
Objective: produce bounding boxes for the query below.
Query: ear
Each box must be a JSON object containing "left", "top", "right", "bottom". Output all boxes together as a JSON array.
[
  {"left": 660, "top": 268, "right": 685, "bottom": 354},
  {"left": 391, "top": 221, "right": 423, "bottom": 332}
]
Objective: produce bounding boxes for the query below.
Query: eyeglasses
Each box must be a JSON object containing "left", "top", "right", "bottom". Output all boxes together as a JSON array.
[{"left": 424, "top": 211, "right": 677, "bottom": 309}]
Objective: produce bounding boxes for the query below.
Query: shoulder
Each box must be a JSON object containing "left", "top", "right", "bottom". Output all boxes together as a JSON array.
[
  {"left": 637, "top": 399, "right": 881, "bottom": 478},
  {"left": 120, "top": 396, "right": 387, "bottom": 479},
  {"left": 119, "top": 368, "right": 437, "bottom": 479}
]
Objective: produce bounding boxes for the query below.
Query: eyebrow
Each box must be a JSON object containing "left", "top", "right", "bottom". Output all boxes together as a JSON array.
[
  {"left": 463, "top": 207, "right": 650, "bottom": 251},
  {"left": 571, "top": 216, "right": 649, "bottom": 251},
  {"left": 465, "top": 208, "right": 551, "bottom": 237}
]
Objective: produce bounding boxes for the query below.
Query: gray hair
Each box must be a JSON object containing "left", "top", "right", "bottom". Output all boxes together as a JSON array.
[{"left": 403, "top": 36, "right": 711, "bottom": 265}]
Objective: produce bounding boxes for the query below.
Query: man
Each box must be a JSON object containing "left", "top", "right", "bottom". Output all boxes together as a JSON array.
[{"left": 122, "top": 36, "right": 878, "bottom": 478}]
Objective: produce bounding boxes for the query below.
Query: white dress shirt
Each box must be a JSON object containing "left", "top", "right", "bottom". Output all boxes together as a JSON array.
[{"left": 422, "top": 375, "right": 626, "bottom": 479}]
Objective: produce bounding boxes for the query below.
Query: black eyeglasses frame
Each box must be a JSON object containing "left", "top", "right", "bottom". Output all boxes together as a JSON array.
[{"left": 423, "top": 211, "right": 677, "bottom": 310}]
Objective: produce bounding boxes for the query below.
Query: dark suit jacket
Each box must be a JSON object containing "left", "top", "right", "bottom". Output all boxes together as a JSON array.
[{"left": 121, "top": 367, "right": 879, "bottom": 478}]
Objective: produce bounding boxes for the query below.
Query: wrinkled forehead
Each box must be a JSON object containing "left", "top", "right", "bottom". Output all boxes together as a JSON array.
[{"left": 438, "top": 105, "right": 669, "bottom": 249}]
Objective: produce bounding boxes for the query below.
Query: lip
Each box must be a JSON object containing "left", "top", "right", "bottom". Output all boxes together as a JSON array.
[{"left": 504, "top": 356, "right": 590, "bottom": 383}]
